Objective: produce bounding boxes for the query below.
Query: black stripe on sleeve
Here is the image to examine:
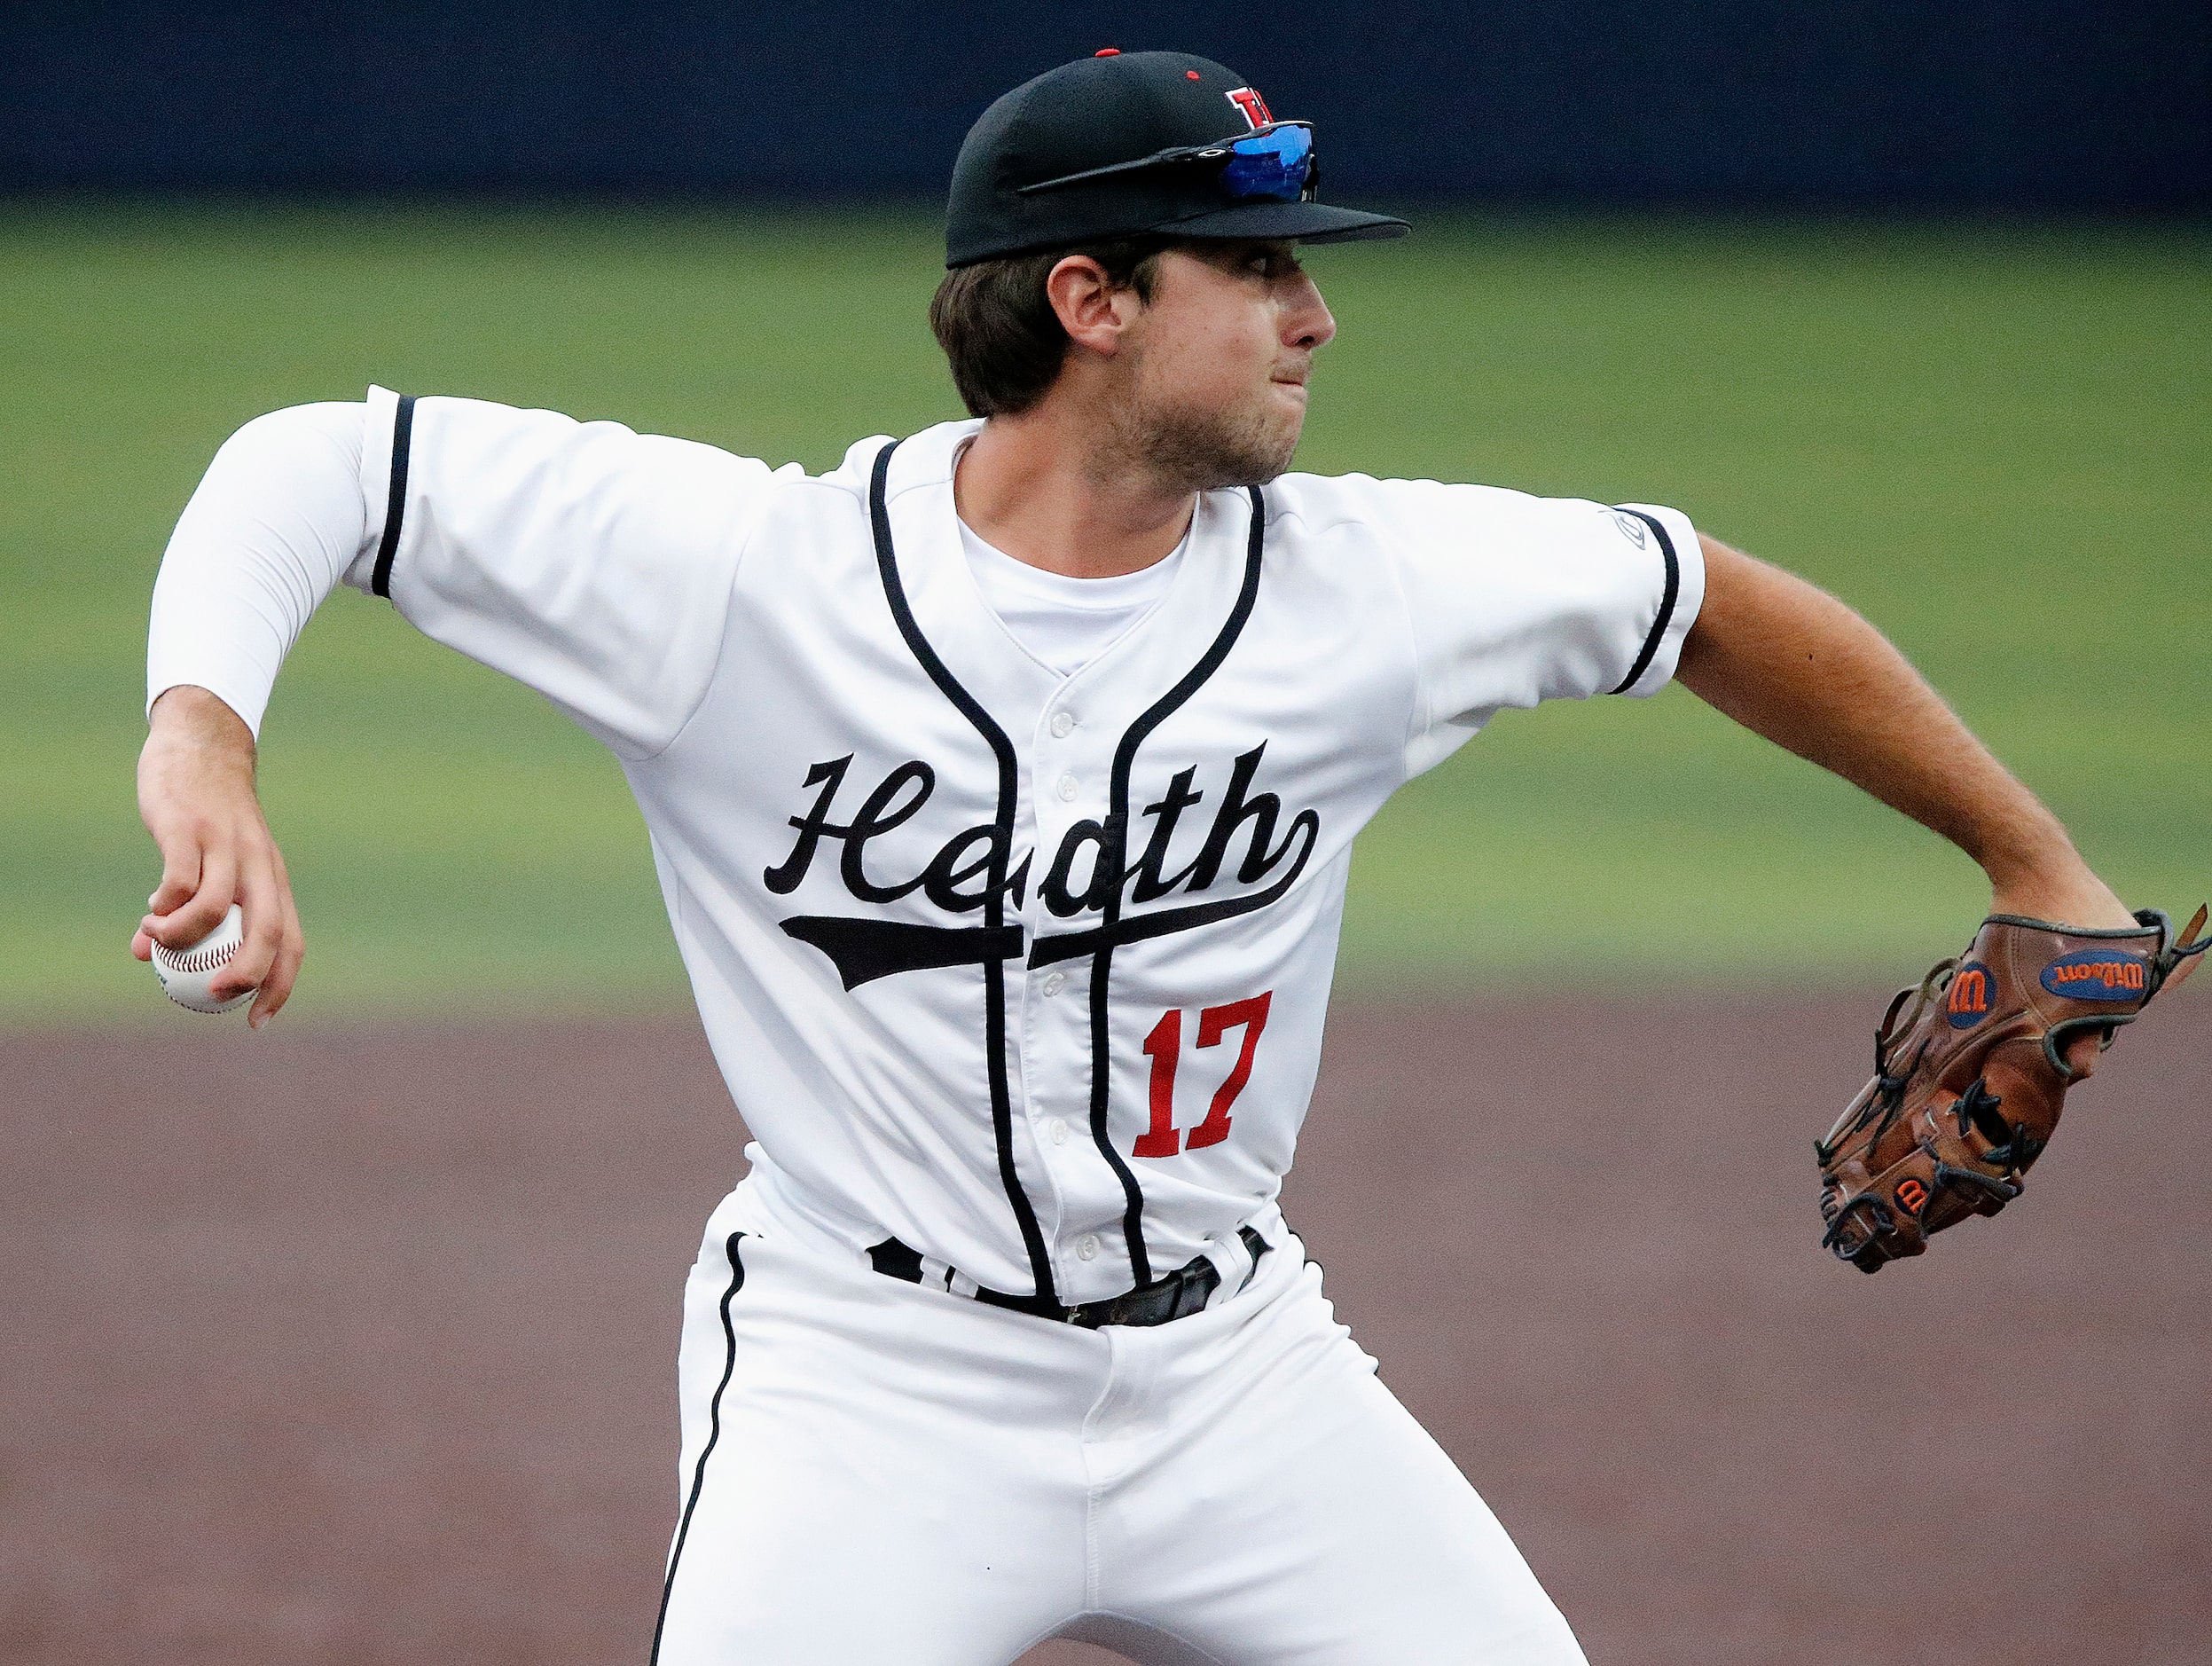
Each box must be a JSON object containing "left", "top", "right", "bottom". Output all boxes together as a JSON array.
[
  {"left": 1607, "top": 507, "right": 1682, "bottom": 695},
  {"left": 368, "top": 393, "right": 416, "bottom": 600},
  {"left": 648, "top": 1231, "right": 747, "bottom": 1665}
]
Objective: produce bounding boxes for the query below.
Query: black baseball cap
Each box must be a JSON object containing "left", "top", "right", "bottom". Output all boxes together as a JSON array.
[{"left": 945, "top": 50, "right": 1410, "bottom": 268}]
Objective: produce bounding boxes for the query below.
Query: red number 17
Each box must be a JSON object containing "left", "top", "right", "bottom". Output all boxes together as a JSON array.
[{"left": 1135, "top": 992, "right": 1274, "bottom": 1159}]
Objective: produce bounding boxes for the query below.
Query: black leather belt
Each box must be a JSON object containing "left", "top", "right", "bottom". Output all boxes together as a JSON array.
[{"left": 867, "top": 1225, "right": 1269, "bottom": 1329}]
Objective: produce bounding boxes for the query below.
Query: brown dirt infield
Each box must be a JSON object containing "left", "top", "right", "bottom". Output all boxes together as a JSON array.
[{"left": 4, "top": 993, "right": 2205, "bottom": 1665}]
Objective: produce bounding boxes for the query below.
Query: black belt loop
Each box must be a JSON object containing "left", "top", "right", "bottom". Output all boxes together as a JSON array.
[
  {"left": 867, "top": 1226, "right": 1273, "bottom": 1330},
  {"left": 1234, "top": 1222, "right": 1267, "bottom": 1293}
]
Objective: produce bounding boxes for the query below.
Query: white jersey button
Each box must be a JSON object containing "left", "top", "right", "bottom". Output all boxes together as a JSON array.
[
  {"left": 1050, "top": 710, "right": 1075, "bottom": 738},
  {"left": 1077, "top": 1234, "right": 1101, "bottom": 1261},
  {"left": 1055, "top": 773, "right": 1079, "bottom": 801},
  {"left": 1041, "top": 970, "right": 1066, "bottom": 996},
  {"left": 1048, "top": 1118, "right": 1070, "bottom": 1146}
]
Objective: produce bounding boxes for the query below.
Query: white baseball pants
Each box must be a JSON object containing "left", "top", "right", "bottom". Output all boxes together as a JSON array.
[{"left": 651, "top": 1180, "right": 1588, "bottom": 1665}]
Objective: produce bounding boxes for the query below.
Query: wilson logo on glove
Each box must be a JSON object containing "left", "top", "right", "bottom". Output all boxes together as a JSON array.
[
  {"left": 1946, "top": 963, "right": 1993, "bottom": 1027},
  {"left": 2038, "top": 949, "right": 2147, "bottom": 1000},
  {"left": 1894, "top": 1176, "right": 1929, "bottom": 1215}
]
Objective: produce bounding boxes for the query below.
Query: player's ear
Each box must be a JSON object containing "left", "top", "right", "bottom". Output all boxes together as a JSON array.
[{"left": 1046, "top": 255, "right": 1139, "bottom": 358}]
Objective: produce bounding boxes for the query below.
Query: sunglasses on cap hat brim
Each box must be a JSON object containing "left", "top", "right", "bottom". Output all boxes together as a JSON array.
[{"left": 1016, "top": 122, "right": 1317, "bottom": 206}]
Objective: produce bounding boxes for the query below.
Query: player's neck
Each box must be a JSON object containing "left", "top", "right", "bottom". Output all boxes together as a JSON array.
[{"left": 955, "top": 410, "right": 1195, "bottom": 580}]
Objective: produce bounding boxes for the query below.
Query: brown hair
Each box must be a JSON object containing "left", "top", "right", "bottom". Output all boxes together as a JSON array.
[{"left": 929, "top": 237, "right": 1172, "bottom": 418}]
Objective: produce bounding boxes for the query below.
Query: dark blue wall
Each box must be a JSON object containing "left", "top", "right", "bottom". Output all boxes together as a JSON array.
[{"left": 4, "top": 3, "right": 2206, "bottom": 208}]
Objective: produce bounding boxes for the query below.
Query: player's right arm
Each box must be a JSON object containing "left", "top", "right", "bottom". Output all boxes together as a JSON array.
[
  {"left": 136, "top": 685, "right": 302, "bottom": 1025},
  {"left": 136, "top": 400, "right": 374, "bottom": 1025},
  {"left": 138, "top": 392, "right": 780, "bottom": 1024}
]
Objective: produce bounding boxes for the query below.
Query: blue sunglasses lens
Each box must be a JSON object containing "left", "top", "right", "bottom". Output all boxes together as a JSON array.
[{"left": 1219, "top": 127, "right": 1314, "bottom": 201}]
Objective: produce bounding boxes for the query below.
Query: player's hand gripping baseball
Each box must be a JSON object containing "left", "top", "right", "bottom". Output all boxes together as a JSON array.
[{"left": 133, "top": 685, "right": 304, "bottom": 1026}]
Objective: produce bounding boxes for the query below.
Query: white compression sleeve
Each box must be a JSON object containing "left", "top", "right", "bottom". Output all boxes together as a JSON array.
[{"left": 145, "top": 402, "right": 374, "bottom": 737}]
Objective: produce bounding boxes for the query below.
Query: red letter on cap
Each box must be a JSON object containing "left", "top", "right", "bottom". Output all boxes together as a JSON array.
[{"left": 1226, "top": 87, "right": 1273, "bottom": 127}]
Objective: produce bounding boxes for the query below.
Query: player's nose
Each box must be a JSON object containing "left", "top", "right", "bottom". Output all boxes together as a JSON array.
[{"left": 1282, "top": 272, "right": 1336, "bottom": 351}]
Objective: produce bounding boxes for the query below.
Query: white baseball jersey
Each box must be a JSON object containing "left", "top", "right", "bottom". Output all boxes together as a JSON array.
[{"left": 149, "top": 388, "right": 1704, "bottom": 1308}]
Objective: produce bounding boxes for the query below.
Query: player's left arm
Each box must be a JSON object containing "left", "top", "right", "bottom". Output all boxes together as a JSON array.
[{"left": 1672, "top": 534, "right": 2136, "bottom": 931}]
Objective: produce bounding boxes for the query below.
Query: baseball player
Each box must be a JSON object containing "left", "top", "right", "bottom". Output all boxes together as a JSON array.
[{"left": 137, "top": 50, "right": 2153, "bottom": 1664}]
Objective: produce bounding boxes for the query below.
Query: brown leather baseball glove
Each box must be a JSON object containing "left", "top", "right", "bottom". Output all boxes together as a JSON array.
[{"left": 1816, "top": 905, "right": 2206, "bottom": 1272}]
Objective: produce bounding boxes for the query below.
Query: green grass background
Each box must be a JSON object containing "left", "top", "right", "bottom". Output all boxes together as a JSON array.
[{"left": 3, "top": 206, "right": 2206, "bottom": 1021}]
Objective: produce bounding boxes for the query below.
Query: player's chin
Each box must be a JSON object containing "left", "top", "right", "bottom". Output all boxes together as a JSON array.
[{"left": 1262, "top": 390, "right": 1307, "bottom": 465}]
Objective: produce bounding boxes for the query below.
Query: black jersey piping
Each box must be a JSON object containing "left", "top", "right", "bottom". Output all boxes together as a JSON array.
[
  {"left": 648, "top": 1231, "right": 746, "bottom": 1666},
  {"left": 1086, "top": 484, "right": 1269, "bottom": 1286},
  {"left": 867, "top": 442, "right": 1058, "bottom": 1306},
  {"left": 1607, "top": 508, "right": 1682, "bottom": 695},
  {"left": 368, "top": 394, "right": 416, "bottom": 600}
]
